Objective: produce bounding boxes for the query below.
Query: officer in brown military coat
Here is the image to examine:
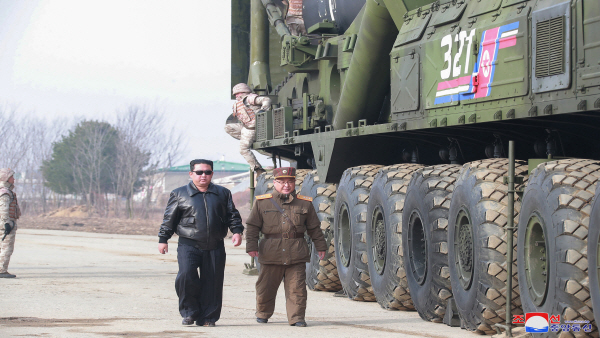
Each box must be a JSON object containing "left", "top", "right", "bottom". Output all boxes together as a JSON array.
[{"left": 246, "top": 167, "right": 327, "bottom": 327}]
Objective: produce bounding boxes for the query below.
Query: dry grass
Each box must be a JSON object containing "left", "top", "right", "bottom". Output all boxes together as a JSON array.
[{"left": 18, "top": 202, "right": 251, "bottom": 237}]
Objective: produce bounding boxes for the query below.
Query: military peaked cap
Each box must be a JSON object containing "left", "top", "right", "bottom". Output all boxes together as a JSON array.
[{"left": 272, "top": 167, "right": 296, "bottom": 179}]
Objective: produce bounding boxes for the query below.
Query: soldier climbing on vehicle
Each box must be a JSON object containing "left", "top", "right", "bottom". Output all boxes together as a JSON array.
[{"left": 225, "top": 83, "right": 271, "bottom": 177}]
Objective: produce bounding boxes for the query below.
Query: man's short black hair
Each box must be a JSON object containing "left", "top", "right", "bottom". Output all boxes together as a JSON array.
[{"left": 190, "top": 159, "right": 213, "bottom": 171}]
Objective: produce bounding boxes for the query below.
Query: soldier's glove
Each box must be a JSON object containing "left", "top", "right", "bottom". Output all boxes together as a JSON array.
[{"left": 2, "top": 223, "right": 12, "bottom": 241}]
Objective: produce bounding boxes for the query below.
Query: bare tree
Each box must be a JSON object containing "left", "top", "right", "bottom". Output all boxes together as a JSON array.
[
  {"left": 37, "top": 117, "right": 69, "bottom": 213},
  {"left": 19, "top": 116, "right": 68, "bottom": 214},
  {"left": 0, "top": 107, "right": 29, "bottom": 169},
  {"left": 68, "top": 121, "right": 118, "bottom": 216},
  {"left": 114, "top": 105, "right": 185, "bottom": 218},
  {"left": 2, "top": 105, "right": 186, "bottom": 220},
  {"left": 142, "top": 124, "right": 185, "bottom": 217}
]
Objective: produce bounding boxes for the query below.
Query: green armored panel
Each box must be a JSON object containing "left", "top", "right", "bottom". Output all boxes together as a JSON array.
[
  {"left": 230, "top": 0, "right": 250, "bottom": 97},
  {"left": 502, "top": 0, "right": 529, "bottom": 7},
  {"left": 337, "top": 35, "right": 356, "bottom": 70},
  {"left": 423, "top": 3, "right": 529, "bottom": 109},
  {"left": 390, "top": 53, "right": 420, "bottom": 112},
  {"left": 269, "top": 26, "right": 288, "bottom": 93},
  {"left": 577, "top": 0, "right": 600, "bottom": 89},
  {"left": 532, "top": 2, "right": 570, "bottom": 93},
  {"left": 467, "top": 0, "right": 502, "bottom": 17},
  {"left": 394, "top": 9, "right": 432, "bottom": 47},
  {"left": 429, "top": 1, "right": 466, "bottom": 27},
  {"left": 273, "top": 106, "right": 293, "bottom": 139},
  {"left": 255, "top": 110, "right": 273, "bottom": 142}
]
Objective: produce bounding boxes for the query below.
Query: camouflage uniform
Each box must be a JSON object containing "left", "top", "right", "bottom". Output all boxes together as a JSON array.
[
  {"left": 286, "top": 0, "right": 306, "bottom": 36},
  {"left": 246, "top": 167, "right": 327, "bottom": 325},
  {"left": 0, "top": 168, "right": 20, "bottom": 276},
  {"left": 226, "top": 84, "right": 271, "bottom": 171}
]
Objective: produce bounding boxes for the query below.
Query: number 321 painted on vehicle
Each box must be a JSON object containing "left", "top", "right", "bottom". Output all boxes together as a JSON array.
[{"left": 434, "top": 22, "right": 519, "bottom": 105}]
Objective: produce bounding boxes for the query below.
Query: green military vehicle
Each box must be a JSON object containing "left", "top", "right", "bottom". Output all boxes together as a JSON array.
[{"left": 232, "top": 0, "right": 600, "bottom": 335}]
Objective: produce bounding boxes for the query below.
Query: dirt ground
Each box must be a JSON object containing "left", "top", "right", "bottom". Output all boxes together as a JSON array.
[
  {"left": 2, "top": 229, "right": 497, "bottom": 338},
  {"left": 5, "top": 205, "right": 530, "bottom": 338},
  {"left": 17, "top": 203, "right": 251, "bottom": 237}
]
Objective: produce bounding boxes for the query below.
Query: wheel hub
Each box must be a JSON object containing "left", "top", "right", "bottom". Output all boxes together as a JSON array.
[
  {"left": 455, "top": 209, "right": 474, "bottom": 290},
  {"left": 338, "top": 203, "right": 352, "bottom": 267},
  {"left": 408, "top": 211, "right": 428, "bottom": 285},
  {"left": 371, "top": 206, "right": 386, "bottom": 274},
  {"left": 524, "top": 214, "right": 549, "bottom": 306}
]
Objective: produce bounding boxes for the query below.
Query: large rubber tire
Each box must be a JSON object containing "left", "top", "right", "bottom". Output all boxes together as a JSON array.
[
  {"left": 366, "top": 163, "right": 424, "bottom": 310},
  {"left": 252, "top": 171, "right": 275, "bottom": 273},
  {"left": 590, "top": 182, "right": 600, "bottom": 328},
  {"left": 301, "top": 170, "right": 342, "bottom": 292},
  {"left": 334, "top": 165, "right": 382, "bottom": 301},
  {"left": 519, "top": 159, "right": 600, "bottom": 338},
  {"left": 294, "top": 169, "right": 312, "bottom": 192},
  {"left": 402, "top": 164, "right": 461, "bottom": 322},
  {"left": 255, "top": 170, "right": 275, "bottom": 197},
  {"left": 448, "top": 159, "right": 527, "bottom": 334}
]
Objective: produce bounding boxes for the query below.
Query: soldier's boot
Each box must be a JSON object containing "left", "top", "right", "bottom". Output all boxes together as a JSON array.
[{"left": 0, "top": 272, "right": 16, "bottom": 278}]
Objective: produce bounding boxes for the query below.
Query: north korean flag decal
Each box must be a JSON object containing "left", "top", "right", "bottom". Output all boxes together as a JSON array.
[
  {"left": 472, "top": 22, "right": 519, "bottom": 99},
  {"left": 525, "top": 313, "right": 549, "bottom": 333},
  {"left": 434, "top": 21, "right": 520, "bottom": 105}
]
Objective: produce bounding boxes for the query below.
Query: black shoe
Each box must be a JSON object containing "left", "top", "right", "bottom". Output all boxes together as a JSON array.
[
  {"left": 203, "top": 322, "right": 215, "bottom": 327},
  {"left": 0, "top": 272, "right": 16, "bottom": 278},
  {"left": 256, "top": 318, "right": 268, "bottom": 324},
  {"left": 182, "top": 317, "right": 195, "bottom": 325},
  {"left": 292, "top": 321, "right": 307, "bottom": 327}
]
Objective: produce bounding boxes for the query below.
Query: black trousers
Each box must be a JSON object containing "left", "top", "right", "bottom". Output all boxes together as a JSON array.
[{"left": 175, "top": 243, "right": 226, "bottom": 323}]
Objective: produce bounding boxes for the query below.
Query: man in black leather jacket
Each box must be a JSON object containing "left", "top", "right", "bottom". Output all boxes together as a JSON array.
[{"left": 158, "top": 159, "right": 244, "bottom": 327}]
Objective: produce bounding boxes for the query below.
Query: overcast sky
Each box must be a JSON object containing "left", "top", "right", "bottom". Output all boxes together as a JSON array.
[{"left": 0, "top": 0, "right": 271, "bottom": 167}]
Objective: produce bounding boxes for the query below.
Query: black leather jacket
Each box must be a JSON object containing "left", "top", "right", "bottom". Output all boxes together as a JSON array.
[{"left": 158, "top": 182, "right": 243, "bottom": 250}]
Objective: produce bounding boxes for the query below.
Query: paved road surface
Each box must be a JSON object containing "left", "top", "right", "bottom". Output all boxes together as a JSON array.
[{"left": 1, "top": 229, "right": 496, "bottom": 337}]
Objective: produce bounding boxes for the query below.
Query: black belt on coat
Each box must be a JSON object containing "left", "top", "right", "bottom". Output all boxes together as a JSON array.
[{"left": 263, "top": 232, "right": 305, "bottom": 239}]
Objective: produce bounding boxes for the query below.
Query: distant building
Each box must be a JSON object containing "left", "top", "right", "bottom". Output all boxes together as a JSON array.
[{"left": 153, "top": 160, "right": 250, "bottom": 194}]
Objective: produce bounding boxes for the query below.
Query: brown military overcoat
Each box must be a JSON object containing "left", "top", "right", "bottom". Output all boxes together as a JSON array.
[{"left": 246, "top": 190, "right": 327, "bottom": 265}]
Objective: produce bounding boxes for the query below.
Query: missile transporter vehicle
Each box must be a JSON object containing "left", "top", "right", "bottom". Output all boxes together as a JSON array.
[{"left": 232, "top": 0, "right": 600, "bottom": 334}]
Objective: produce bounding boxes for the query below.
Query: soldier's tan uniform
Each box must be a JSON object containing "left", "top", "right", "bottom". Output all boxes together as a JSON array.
[
  {"left": 246, "top": 189, "right": 327, "bottom": 324},
  {"left": 285, "top": 0, "right": 306, "bottom": 36},
  {"left": 225, "top": 83, "right": 271, "bottom": 172},
  {"left": 0, "top": 169, "right": 20, "bottom": 277}
]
